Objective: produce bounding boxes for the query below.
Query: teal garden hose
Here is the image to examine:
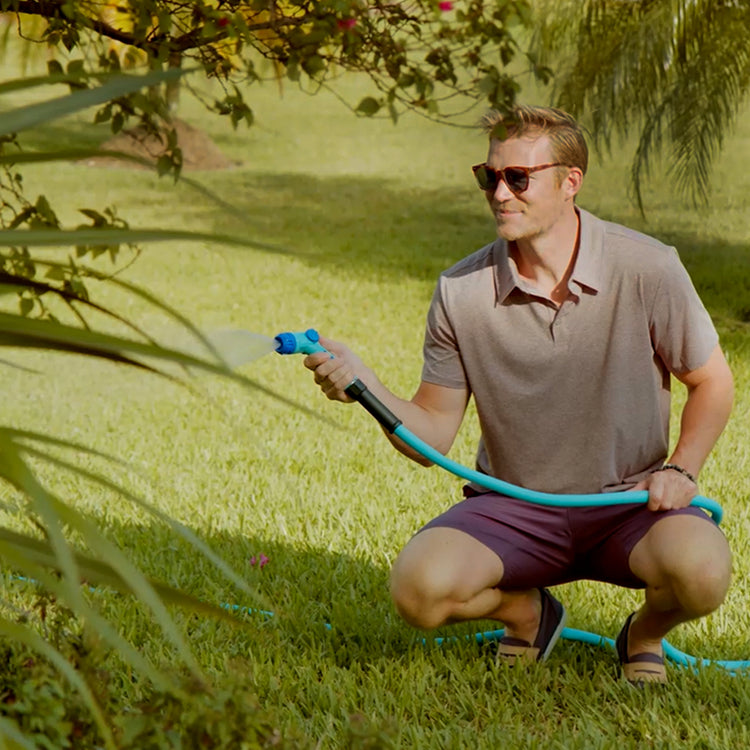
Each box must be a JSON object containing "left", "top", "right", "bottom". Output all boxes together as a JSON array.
[{"left": 275, "top": 328, "right": 748, "bottom": 673}]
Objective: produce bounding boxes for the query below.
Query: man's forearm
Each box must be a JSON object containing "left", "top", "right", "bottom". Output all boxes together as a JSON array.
[
  {"left": 359, "top": 375, "right": 460, "bottom": 466},
  {"left": 669, "top": 372, "right": 734, "bottom": 478}
]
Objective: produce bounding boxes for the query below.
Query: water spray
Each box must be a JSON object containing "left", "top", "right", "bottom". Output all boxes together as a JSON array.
[{"left": 274, "top": 328, "right": 745, "bottom": 673}]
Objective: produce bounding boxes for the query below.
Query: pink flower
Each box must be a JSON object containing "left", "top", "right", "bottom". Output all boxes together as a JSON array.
[
  {"left": 250, "top": 554, "right": 269, "bottom": 569},
  {"left": 337, "top": 18, "right": 357, "bottom": 30},
  {"left": 438, "top": 1, "right": 453, "bottom": 10}
]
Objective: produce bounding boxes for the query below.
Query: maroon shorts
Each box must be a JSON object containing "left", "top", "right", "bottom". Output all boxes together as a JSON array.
[{"left": 418, "top": 487, "right": 718, "bottom": 589}]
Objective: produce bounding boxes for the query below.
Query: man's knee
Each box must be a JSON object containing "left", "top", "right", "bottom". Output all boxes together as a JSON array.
[
  {"left": 389, "top": 526, "right": 505, "bottom": 629},
  {"left": 675, "top": 544, "right": 732, "bottom": 616},
  {"left": 646, "top": 523, "right": 732, "bottom": 615},
  {"left": 389, "top": 555, "right": 451, "bottom": 629}
]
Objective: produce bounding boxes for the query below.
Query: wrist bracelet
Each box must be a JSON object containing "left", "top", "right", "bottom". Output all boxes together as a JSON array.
[{"left": 657, "top": 463, "right": 697, "bottom": 484}]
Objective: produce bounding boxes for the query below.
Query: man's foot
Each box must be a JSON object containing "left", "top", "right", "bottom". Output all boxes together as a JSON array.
[
  {"left": 615, "top": 612, "right": 667, "bottom": 685},
  {"left": 496, "top": 588, "right": 566, "bottom": 664}
]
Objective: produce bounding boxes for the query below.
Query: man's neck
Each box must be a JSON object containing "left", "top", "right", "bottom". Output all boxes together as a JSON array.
[{"left": 510, "top": 209, "right": 581, "bottom": 304}]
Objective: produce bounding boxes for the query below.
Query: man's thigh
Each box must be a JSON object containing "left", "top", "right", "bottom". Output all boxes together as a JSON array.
[{"left": 401, "top": 493, "right": 575, "bottom": 590}]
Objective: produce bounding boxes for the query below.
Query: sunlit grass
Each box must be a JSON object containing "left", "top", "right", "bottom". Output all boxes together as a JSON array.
[{"left": 2, "top": 59, "right": 750, "bottom": 746}]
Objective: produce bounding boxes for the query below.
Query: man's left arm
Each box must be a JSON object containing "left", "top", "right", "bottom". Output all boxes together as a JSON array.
[{"left": 637, "top": 344, "right": 734, "bottom": 511}]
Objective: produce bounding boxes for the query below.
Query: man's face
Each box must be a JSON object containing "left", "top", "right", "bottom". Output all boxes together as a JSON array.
[{"left": 484, "top": 133, "right": 571, "bottom": 243}]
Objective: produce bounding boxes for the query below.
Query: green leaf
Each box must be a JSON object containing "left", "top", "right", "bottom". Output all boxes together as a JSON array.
[
  {"left": 19, "top": 436, "right": 266, "bottom": 608},
  {"left": 0, "top": 311, "right": 236, "bottom": 375},
  {"left": 0, "top": 714, "right": 48, "bottom": 749},
  {"left": 18, "top": 297, "right": 33, "bottom": 316},
  {"left": 156, "top": 154, "right": 173, "bottom": 176},
  {"left": 0, "top": 616, "right": 116, "bottom": 750},
  {"left": 302, "top": 54, "right": 326, "bottom": 77},
  {"left": 46, "top": 60, "right": 64, "bottom": 77},
  {"left": 0, "top": 311, "right": 319, "bottom": 419},
  {"left": 356, "top": 96, "right": 382, "bottom": 116},
  {"left": 0, "top": 68, "right": 189, "bottom": 137},
  {"left": 0, "top": 529, "right": 191, "bottom": 693}
]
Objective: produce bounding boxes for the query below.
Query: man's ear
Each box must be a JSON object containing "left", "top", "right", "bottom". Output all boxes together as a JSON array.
[{"left": 564, "top": 167, "right": 584, "bottom": 199}]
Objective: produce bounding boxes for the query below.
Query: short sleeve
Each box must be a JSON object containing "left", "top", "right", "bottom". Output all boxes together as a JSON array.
[
  {"left": 421, "top": 277, "right": 469, "bottom": 389},
  {"left": 650, "top": 248, "right": 719, "bottom": 374}
]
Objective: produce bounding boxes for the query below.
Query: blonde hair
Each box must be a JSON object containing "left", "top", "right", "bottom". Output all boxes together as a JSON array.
[{"left": 480, "top": 105, "right": 588, "bottom": 175}]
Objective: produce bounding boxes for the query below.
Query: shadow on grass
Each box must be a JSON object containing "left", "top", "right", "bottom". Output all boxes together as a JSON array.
[
  {"left": 200, "top": 171, "right": 493, "bottom": 285},
  {"left": 9, "top": 509, "right": 750, "bottom": 747},
  {"left": 201, "top": 172, "right": 750, "bottom": 328},
  {"left": 91, "top": 519, "right": 479, "bottom": 668}
]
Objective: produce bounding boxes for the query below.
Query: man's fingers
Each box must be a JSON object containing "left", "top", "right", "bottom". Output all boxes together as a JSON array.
[{"left": 303, "top": 351, "right": 333, "bottom": 370}]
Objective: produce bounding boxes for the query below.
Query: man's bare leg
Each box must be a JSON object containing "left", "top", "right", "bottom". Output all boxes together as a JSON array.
[
  {"left": 627, "top": 514, "right": 731, "bottom": 658},
  {"left": 389, "top": 526, "right": 542, "bottom": 643}
]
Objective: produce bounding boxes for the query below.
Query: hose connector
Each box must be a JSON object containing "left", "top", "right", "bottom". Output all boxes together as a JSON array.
[
  {"left": 275, "top": 329, "right": 328, "bottom": 356},
  {"left": 345, "top": 378, "right": 403, "bottom": 434}
]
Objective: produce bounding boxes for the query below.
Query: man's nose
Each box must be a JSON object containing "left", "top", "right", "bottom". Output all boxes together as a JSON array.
[{"left": 492, "top": 176, "right": 515, "bottom": 201}]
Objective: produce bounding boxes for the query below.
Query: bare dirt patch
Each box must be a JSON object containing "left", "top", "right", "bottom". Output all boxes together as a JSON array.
[{"left": 82, "top": 119, "right": 239, "bottom": 171}]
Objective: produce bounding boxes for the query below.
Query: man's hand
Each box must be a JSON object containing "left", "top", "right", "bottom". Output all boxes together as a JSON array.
[
  {"left": 633, "top": 468, "right": 699, "bottom": 512},
  {"left": 303, "top": 336, "right": 369, "bottom": 403}
]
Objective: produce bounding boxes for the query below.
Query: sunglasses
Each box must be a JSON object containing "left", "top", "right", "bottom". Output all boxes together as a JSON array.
[{"left": 472, "top": 162, "right": 566, "bottom": 194}]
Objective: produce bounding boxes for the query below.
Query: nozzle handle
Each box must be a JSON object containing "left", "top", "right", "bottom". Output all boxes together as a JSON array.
[
  {"left": 275, "top": 329, "right": 402, "bottom": 433},
  {"left": 344, "top": 379, "right": 402, "bottom": 434}
]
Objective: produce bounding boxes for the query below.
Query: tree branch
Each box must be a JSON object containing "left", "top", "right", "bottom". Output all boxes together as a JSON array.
[{"left": 9, "top": 1, "right": 306, "bottom": 57}]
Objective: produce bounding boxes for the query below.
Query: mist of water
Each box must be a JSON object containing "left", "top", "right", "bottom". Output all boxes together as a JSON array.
[{"left": 198, "top": 329, "right": 278, "bottom": 368}]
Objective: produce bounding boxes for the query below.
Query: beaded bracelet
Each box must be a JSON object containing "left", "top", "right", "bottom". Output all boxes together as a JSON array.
[{"left": 657, "top": 463, "right": 697, "bottom": 484}]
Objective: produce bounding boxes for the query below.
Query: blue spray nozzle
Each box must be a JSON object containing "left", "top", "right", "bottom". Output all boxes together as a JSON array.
[{"left": 274, "top": 329, "right": 329, "bottom": 356}]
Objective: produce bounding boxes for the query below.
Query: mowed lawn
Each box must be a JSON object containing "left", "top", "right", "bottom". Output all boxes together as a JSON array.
[{"left": 3, "top": 51, "right": 750, "bottom": 748}]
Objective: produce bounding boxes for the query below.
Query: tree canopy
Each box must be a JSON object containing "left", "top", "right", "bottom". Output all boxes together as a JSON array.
[
  {"left": 532, "top": 0, "right": 750, "bottom": 209},
  {"left": 3, "top": 0, "right": 544, "bottom": 168}
]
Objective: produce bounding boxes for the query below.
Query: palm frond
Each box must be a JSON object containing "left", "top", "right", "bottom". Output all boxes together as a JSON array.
[
  {"left": 531, "top": 0, "right": 750, "bottom": 206},
  {"left": 9, "top": 430, "right": 266, "bottom": 609},
  {"left": 0, "top": 68, "right": 187, "bottom": 137},
  {"left": 0, "top": 227, "right": 287, "bottom": 254}
]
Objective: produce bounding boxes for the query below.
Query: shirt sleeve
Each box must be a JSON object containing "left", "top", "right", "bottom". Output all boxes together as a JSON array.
[
  {"left": 421, "top": 276, "right": 469, "bottom": 389},
  {"left": 649, "top": 247, "right": 719, "bottom": 374}
]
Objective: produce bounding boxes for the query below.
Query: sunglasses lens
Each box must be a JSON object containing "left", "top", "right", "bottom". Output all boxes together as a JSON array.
[
  {"left": 504, "top": 168, "right": 529, "bottom": 193},
  {"left": 475, "top": 166, "right": 497, "bottom": 191},
  {"left": 474, "top": 166, "right": 531, "bottom": 193}
]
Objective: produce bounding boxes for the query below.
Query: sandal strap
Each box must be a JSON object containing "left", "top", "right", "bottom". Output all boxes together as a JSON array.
[
  {"left": 622, "top": 655, "right": 667, "bottom": 683},
  {"left": 497, "top": 636, "right": 540, "bottom": 662}
]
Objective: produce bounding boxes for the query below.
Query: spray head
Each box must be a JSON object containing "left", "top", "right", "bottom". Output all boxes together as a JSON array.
[
  {"left": 275, "top": 327, "right": 403, "bottom": 433},
  {"left": 274, "top": 329, "right": 329, "bottom": 355}
]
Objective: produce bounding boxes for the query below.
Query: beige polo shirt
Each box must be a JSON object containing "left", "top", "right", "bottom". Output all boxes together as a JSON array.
[{"left": 422, "top": 208, "right": 719, "bottom": 494}]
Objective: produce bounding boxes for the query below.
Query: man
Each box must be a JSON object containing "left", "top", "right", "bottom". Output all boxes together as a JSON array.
[{"left": 304, "top": 105, "right": 734, "bottom": 684}]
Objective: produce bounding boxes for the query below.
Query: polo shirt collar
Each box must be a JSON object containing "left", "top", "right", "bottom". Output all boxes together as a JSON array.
[{"left": 492, "top": 207, "right": 604, "bottom": 303}]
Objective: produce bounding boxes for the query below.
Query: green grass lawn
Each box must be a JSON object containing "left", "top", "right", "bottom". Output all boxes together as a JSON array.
[{"left": 3, "top": 54, "right": 750, "bottom": 747}]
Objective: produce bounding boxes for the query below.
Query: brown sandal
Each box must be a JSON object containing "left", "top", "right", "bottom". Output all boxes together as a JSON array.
[
  {"left": 615, "top": 612, "right": 667, "bottom": 684},
  {"left": 496, "top": 588, "right": 566, "bottom": 664}
]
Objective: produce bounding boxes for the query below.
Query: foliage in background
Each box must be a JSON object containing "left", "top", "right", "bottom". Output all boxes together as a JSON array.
[
  {"left": 1, "top": 0, "right": 544, "bottom": 150},
  {"left": 0, "top": 65, "right": 291, "bottom": 748},
  {"left": 531, "top": 0, "right": 750, "bottom": 209}
]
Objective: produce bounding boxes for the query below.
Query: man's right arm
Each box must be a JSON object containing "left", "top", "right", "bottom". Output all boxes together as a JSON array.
[{"left": 303, "top": 336, "right": 469, "bottom": 466}]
